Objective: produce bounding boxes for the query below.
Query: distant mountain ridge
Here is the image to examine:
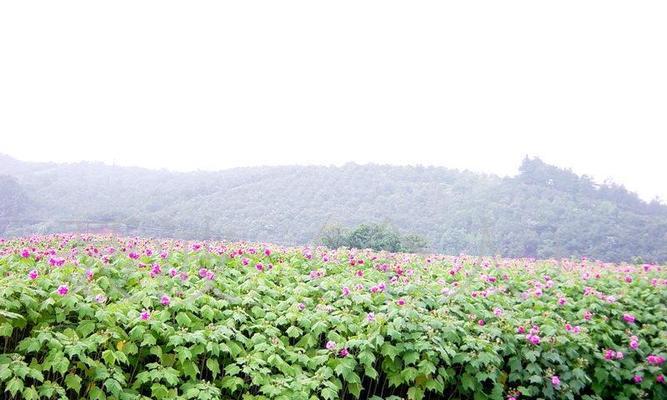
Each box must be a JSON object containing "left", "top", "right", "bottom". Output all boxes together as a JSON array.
[{"left": 1, "top": 153, "right": 666, "bottom": 262}]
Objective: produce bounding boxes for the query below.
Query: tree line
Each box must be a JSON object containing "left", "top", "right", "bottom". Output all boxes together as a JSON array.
[{"left": 1, "top": 153, "right": 665, "bottom": 262}]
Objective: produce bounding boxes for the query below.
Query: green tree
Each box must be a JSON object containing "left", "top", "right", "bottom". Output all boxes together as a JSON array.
[{"left": 0, "top": 175, "right": 27, "bottom": 234}]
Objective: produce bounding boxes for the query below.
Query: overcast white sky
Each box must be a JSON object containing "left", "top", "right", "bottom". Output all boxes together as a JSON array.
[{"left": 1, "top": 1, "right": 665, "bottom": 201}]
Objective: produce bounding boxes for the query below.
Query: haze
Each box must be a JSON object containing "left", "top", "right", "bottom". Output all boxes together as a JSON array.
[{"left": 1, "top": 1, "right": 665, "bottom": 201}]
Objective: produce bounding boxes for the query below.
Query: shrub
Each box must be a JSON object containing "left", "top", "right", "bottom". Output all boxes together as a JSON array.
[{"left": 0, "top": 234, "right": 665, "bottom": 400}]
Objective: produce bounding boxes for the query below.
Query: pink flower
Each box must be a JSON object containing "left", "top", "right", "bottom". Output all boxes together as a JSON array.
[
  {"left": 604, "top": 349, "right": 616, "bottom": 360},
  {"left": 633, "top": 375, "right": 642, "bottom": 384},
  {"left": 623, "top": 314, "right": 636, "bottom": 324},
  {"left": 161, "top": 295, "right": 171, "bottom": 306},
  {"left": 526, "top": 334, "right": 541, "bottom": 345},
  {"left": 478, "top": 319, "right": 485, "bottom": 326},
  {"left": 264, "top": 248, "right": 271, "bottom": 256},
  {"left": 342, "top": 286, "right": 350, "bottom": 296},
  {"left": 242, "top": 258, "right": 250, "bottom": 266},
  {"left": 325, "top": 341, "right": 336, "bottom": 350},
  {"left": 557, "top": 297, "right": 566, "bottom": 306},
  {"left": 630, "top": 339, "right": 639, "bottom": 350},
  {"left": 493, "top": 307, "right": 503, "bottom": 316},
  {"left": 396, "top": 298, "right": 406, "bottom": 306},
  {"left": 615, "top": 351, "right": 624, "bottom": 360},
  {"left": 583, "top": 310, "right": 592, "bottom": 320},
  {"left": 647, "top": 355, "right": 665, "bottom": 365},
  {"left": 21, "top": 248, "right": 31, "bottom": 258},
  {"left": 517, "top": 326, "right": 526, "bottom": 334},
  {"left": 85, "top": 269, "right": 94, "bottom": 281},
  {"left": 56, "top": 285, "right": 69, "bottom": 296},
  {"left": 551, "top": 375, "right": 560, "bottom": 387},
  {"left": 297, "top": 303, "right": 306, "bottom": 311},
  {"left": 367, "top": 312, "right": 375, "bottom": 322},
  {"left": 338, "top": 348, "right": 349, "bottom": 357},
  {"left": 657, "top": 374, "right": 665, "bottom": 384},
  {"left": 28, "top": 269, "right": 39, "bottom": 280},
  {"left": 140, "top": 309, "right": 151, "bottom": 320},
  {"left": 149, "top": 264, "right": 161, "bottom": 278},
  {"left": 255, "top": 263, "right": 264, "bottom": 271},
  {"left": 49, "top": 257, "right": 65, "bottom": 267}
]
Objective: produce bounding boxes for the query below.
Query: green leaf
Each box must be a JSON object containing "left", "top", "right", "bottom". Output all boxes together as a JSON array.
[
  {"left": 77, "top": 320, "right": 96, "bottom": 337},
  {"left": 334, "top": 358, "right": 357, "bottom": 378},
  {"left": 220, "top": 376, "right": 244, "bottom": 392},
  {"left": 141, "top": 333, "right": 157, "bottom": 347},
  {"left": 6, "top": 377, "right": 24, "bottom": 397},
  {"left": 286, "top": 326, "right": 302, "bottom": 338},
  {"left": 348, "top": 382, "right": 362, "bottom": 399},
  {"left": 162, "top": 367, "right": 180, "bottom": 386},
  {"left": 90, "top": 386, "right": 107, "bottom": 400},
  {"left": 181, "top": 360, "right": 199, "bottom": 379},
  {"left": 403, "top": 351, "right": 420, "bottom": 365},
  {"left": 27, "top": 368, "right": 44, "bottom": 382},
  {"left": 206, "top": 358, "right": 220, "bottom": 378},
  {"left": 407, "top": 386, "right": 424, "bottom": 400},
  {"left": 104, "top": 378, "right": 122, "bottom": 396},
  {"left": 102, "top": 349, "right": 116, "bottom": 366},
  {"left": 176, "top": 312, "right": 192, "bottom": 327},
  {"left": 594, "top": 367, "right": 608, "bottom": 383},
  {"left": 151, "top": 383, "right": 169, "bottom": 399},
  {"left": 0, "top": 323, "right": 12, "bottom": 337},
  {"left": 358, "top": 351, "right": 375, "bottom": 366},
  {"left": 321, "top": 387, "right": 338, "bottom": 400},
  {"left": 65, "top": 373, "right": 82, "bottom": 394},
  {"left": 22, "top": 385, "right": 39, "bottom": 400},
  {"left": 461, "top": 373, "right": 475, "bottom": 391}
]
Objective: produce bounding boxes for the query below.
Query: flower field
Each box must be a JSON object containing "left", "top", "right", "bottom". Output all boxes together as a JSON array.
[{"left": 1, "top": 235, "right": 666, "bottom": 400}]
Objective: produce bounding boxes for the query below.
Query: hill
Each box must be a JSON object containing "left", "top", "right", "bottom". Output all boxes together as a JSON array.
[{"left": 1, "top": 154, "right": 666, "bottom": 262}]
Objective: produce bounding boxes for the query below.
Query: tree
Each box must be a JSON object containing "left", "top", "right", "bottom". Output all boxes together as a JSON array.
[
  {"left": 0, "top": 175, "right": 27, "bottom": 234},
  {"left": 319, "top": 223, "right": 428, "bottom": 253},
  {"left": 319, "top": 224, "right": 349, "bottom": 249},
  {"left": 347, "top": 223, "right": 403, "bottom": 252}
]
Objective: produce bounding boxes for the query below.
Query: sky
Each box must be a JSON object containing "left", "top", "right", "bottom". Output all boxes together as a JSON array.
[{"left": 0, "top": 1, "right": 665, "bottom": 201}]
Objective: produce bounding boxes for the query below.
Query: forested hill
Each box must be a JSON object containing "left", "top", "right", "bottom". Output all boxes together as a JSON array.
[{"left": 1, "top": 153, "right": 666, "bottom": 262}]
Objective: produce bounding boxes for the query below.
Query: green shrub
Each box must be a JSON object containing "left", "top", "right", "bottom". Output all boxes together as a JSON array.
[{"left": 0, "top": 234, "right": 665, "bottom": 399}]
